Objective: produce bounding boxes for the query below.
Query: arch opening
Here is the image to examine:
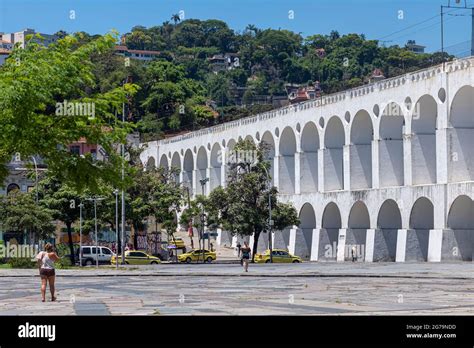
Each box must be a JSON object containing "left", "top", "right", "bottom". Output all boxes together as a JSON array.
[
  {"left": 379, "top": 102, "right": 404, "bottom": 187},
  {"left": 445, "top": 195, "right": 474, "bottom": 261},
  {"left": 448, "top": 86, "right": 474, "bottom": 182},
  {"left": 210, "top": 143, "right": 222, "bottom": 191},
  {"left": 347, "top": 201, "right": 370, "bottom": 261},
  {"left": 278, "top": 127, "right": 296, "bottom": 194},
  {"left": 412, "top": 95, "right": 437, "bottom": 185},
  {"left": 407, "top": 197, "right": 433, "bottom": 261},
  {"left": 295, "top": 203, "right": 316, "bottom": 260},
  {"left": 183, "top": 149, "right": 194, "bottom": 193},
  {"left": 350, "top": 110, "right": 373, "bottom": 189},
  {"left": 300, "top": 122, "right": 319, "bottom": 193},
  {"left": 196, "top": 146, "right": 208, "bottom": 195},
  {"left": 319, "top": 202, "right": 342, "bottom": 261},
  {"left": 324, "top": 117, "right": 345, "bottom": 191},
  {"left": 171, "top": 152, "right": 181, "bottom": 184},
  {"left": 374, "top": 199, "right": 401, "bottom": 261}
]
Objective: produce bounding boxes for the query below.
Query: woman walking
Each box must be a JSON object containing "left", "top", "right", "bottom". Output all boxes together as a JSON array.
[
  {"left": 36, "top": 243, "right": 60, "bottom": 302},
  {"left": 241, "top": 241, "right": 251, "bottom": 272}
]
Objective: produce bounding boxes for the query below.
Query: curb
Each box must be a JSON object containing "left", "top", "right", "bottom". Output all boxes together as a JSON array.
[{"left": 0, "top": 272, "right": 471, "bottom": 280}]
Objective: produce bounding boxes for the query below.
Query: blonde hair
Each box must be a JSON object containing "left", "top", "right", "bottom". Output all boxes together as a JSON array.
[{"left": 44, "top": 243, "right": 54, "bottom": 253}]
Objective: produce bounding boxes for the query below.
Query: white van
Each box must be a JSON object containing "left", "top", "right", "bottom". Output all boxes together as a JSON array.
[{"left": 76, "top": 246, "right": 114, "bottom": 266}]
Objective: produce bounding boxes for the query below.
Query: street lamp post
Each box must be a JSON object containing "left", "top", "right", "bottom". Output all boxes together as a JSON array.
[
  {"left": 199, "top": 178, "right": 209, "bottom": 263},
  {"left": 113, "top": 189, "right": 119, "bottom": 269},
  {"left": 86, "top": 197, "right": 104, "bottom": 268},
  {"left": 261, "top": 166, "right": 273, "bottom": 263},
  {"left": 79, "top": 202, "right": 84, "bottom": 267}
]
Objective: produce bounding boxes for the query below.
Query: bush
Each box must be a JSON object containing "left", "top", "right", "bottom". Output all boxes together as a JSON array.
[
  {"left": 56, "top": 257, "right": 72, "bottom": 269},
  {"left": 8, "top": 258, "right": 36, "bottom": 269}
]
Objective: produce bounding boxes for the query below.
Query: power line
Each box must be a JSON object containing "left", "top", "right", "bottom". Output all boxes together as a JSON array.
[{"left": 376, "top": 8, "right": 462, "bottom": 41}]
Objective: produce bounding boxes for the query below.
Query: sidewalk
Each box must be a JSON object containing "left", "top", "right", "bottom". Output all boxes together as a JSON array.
[{"left": 0, "top": 262, "right": 472, "bottom": 279}]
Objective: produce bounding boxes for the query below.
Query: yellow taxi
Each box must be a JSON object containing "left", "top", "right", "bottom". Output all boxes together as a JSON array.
[
  {"left": 178, "top": 249, "right": 216, "bottom": 263},
  {"left": 255, "top": 249, "right": 302, "bottom": 263},
  {"left": 111, "top": 250, "right": 161, "bottom": 265},
  {"left": 168, "top": 237, "right": 186, "bottom": 249}
]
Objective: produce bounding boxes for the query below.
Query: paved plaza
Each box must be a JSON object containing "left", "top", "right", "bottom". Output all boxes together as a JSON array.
[{"left": 0, "top": 263, "right": 473, "bottom": 315}]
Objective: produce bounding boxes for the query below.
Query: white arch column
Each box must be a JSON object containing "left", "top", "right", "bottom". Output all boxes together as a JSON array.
[
  {"left": 317, "top": 148, "right": 324, "bottom": 192},
  {"left": 273, "top": 155, "right": 280, "bottom": 190},
  {"left": 403, "top": 132, "right": 413, "bottom": 186},
  {"left": 436, "top": 100, "right": 449, "bottom": 184},
  {"left": 371, "top": 139, "right": 380, "bottom": 189},
  {"left": 294, "top": 151, "right": 301, "bottom": 194},
  {"left": 336, "top": 228, "right": 348, "bottom": 262},
  {"left": 343, "top": 145, "right": 350, "bottom": 190},
  {"left": 192, "top": 156, "right": 197, "bottom": 197},
  {"left": 221, "top": 148, "right": 227, "bottom": 187}
]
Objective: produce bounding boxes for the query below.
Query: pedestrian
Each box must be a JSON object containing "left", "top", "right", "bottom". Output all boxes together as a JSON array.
[
  {"left": 35, "top": 243, "right": 60, "bottom": 302},
  {"left": 236, "top": 241, "right": 243, "bottom": 265},
  {"left": 241, "top": 241, "right": 251, "bottom": 272}
]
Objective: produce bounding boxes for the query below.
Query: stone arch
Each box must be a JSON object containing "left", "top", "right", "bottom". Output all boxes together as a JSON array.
[
  {"left": 183, "top": 149, "right": 194, "bottom": 193},
  {"left": 159, "top": 154, "right": 169, "bottom": 170},
  {"left": 379, "top": 102, "right": 404, "bottom": 187},
  {"left": 445, "top": 195, "right": 474, "bottom": 261},
  {"left": 324, "top": 116, "right": 345, "bottom": 191},
  {"left": 6, "top": 183, "right": 20, "bottom": 195},
  {"left": 210, "top": 143, "right": 222, "bottom": 191},
  {"left": 146, "top": 156, "right": 156, "bottom": 171},
  {"left": 448, "top": 85, "right": 474, "bottom": 182},
  {"left": 279, "top": 127, "right": 296, "bottom": 194},
  {"left": 261, "top": 131, "right": 275, "bottom": 187},
  {"left": 347, "top": 201, "right": 370, "bottom": 261},
  {"left": 350, "top": 110, "right": 373, "bottom": 189},
  {"left": 319, "top": 202, "right": 342, "bottom": 261},
  {"left": 407, "top": 197, "right": 433, "bottom": 261},
  {"left": 171, "top": 152, "right": 181, "bottom": 183},
  {"left": 374, "top": 199, "right": 402, "bottom": 261},
  {"left": 296, "top": 203, "right": 316, "bottom": 260},
  {"left": 300, "top": 122, "right": 319, "bottom": 193},
  {"left": 411, "top": 95, "right": 437, "bottom": 185},
  {"left": 196, "top": 146, "right": 208, "bottom": 195}
]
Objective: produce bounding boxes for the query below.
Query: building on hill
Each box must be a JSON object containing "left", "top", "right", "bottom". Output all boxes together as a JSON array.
[
  {"left": 114, "top": 45, "right": 161, "bottom": 61},
  {"left": 0, "top": 28, "right": 57, "bottom": 49},
  {"left": 406, "top": 40, "right": 425, "bottom": 54}
]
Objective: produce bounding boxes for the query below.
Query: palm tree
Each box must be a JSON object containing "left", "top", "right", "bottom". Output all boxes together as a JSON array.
[{"left": 171, "top": 14, "right": 181, "bottom": 25}]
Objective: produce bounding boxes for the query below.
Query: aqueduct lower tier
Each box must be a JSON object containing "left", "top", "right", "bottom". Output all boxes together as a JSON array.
[{"left": 141, "top": 57, "right": 474, "bottom": 262}]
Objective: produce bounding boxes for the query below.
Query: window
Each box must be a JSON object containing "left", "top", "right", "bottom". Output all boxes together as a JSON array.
[
  {"left": 91, "top": 247, "right": 97, "bottom": 254},
  {"left": 70, "top": 145, "right": 80, "bottom": 155},
  {"left": 101, "top": 248, "right": 112, "bottom": 255},
  {"left": 83, "top": 247, "right": 91, "bottom": 254},
  {"left": 280, "top": 251, "right": 289, "bottom": 257},
  {"left": 130, "top": 252, "right": 146, "bottom": 257}
]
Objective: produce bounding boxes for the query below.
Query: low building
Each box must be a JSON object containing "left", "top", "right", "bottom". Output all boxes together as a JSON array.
[
  {"left": 0, "top": 28, "right": 57, "bottom": 49},
  {"left": 114, "top": 45, "right": 161, "bottom": 61},
  {"left": 406, "top": 40, "right": 425, "bottom": 54},
  {"left": 209, "top": 53, "right": 239, "bottom": 73}
]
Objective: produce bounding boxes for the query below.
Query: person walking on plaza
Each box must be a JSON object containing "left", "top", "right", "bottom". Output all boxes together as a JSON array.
[
  {"left": 241, "top": 241, "right": 251, "bottom": 272},
  {"left": 36, "top": 243, "right": 60, "bottom": 302},
  {"left": 236, "top": 241, "right": 242, "bottom": 265}
]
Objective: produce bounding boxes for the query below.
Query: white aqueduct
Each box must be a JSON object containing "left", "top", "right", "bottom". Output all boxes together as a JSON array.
[{"left": 141, "top": 57, "right": 474, "bottom": 262}]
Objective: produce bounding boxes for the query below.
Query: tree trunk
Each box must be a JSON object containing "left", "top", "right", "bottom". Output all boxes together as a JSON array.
[
  {"left": 66, "top": 222, "right": 75, "bottom": 264},
  {"left": 251, "top": 230, "right": 260, "bottom": 263}
]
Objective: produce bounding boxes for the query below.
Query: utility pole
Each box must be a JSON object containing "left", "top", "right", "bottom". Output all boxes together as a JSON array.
[
  {"left": 114, "top": 189, "right": 119, "bottom": 269},
  {"left": 262, "top": 166, "right": 273, "bottom": 263},
  {"left": 441, "top": 1, "right": 474, "bottom": 59},
  {"left": 199, "top": 178, "right": 209, "bottom": 263},
  {"left": 79, "top": 202, "right": 83, "bottom": 267},
  {"left": 86, "top": 197, "right": 104, "bottom": 268}
]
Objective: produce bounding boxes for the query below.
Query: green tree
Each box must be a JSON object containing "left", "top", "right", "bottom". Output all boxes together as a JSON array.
[
  {"left": 206, "top": 139, "right": 299, "bottom": 261},
  {"left": 0, "top": 33, "right": 139, "bottom": 192},
  {"left": 0, "top": 191, "right": 55, "bottom": 244}
]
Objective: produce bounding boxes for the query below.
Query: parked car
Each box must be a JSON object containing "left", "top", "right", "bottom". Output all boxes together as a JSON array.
[
  {"left": 76, "top": 246, "right": 114, "bottom": 266},
  {"left": 178, "top": 249, "right": 216, "bottom": 263},
  {"left": 111, "top": 250, "right": 161, "bottom": 265},
  {"left": 254, "top": 249, "right": 302, "bottom": 263}
]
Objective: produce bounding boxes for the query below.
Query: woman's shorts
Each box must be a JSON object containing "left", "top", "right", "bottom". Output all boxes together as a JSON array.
[{"left": 39, "top": 268, "right": 55, "bottom": 278}]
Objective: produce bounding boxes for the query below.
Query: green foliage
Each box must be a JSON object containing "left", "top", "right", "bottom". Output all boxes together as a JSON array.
[
  {"left": 0, "top": 32, "right": 138, "bottom": 191},
  {"left": 0, "top": 191, "right": 55, "bottom": 240},
  {"left": 8, "top": 258, "right": 36, "bottom": 269}
]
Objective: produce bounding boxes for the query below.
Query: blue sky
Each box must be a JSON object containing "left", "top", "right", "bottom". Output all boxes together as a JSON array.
[{"left": 0, "top": 0, "right": 473, "bottom": 54}]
